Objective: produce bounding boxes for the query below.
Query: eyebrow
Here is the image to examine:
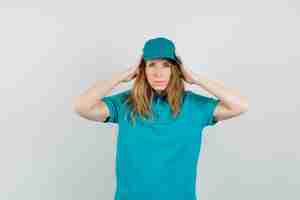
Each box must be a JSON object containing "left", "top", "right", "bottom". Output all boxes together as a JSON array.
[{"left": 149, "top": 60, "right": 169, "bottom": 64}]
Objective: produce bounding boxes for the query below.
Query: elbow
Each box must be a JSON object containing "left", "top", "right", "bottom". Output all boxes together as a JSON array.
[
  {"left": 237, "top": 101, "right": 249, "bottom": 114},
  {"left": 72, "top": 96, "right": 84, "bottom": 114},
  {"left": 241, "top": 99, "right": 250, "bottom": 112},
  {"left": 230, "top": 100, "right": 249, "bottom": 115}
]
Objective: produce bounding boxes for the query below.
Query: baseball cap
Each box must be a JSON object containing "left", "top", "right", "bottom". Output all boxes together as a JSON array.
[{"left": 142, "top": 37, "right": 180, "bottom": 64}]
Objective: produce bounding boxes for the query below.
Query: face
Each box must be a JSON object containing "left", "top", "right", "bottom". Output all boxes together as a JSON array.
[{"left": 145, "top": 58, "right": 172, "bottom": 93}]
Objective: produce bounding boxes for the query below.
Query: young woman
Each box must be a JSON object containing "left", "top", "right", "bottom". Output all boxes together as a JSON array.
[{"left": 73, "top": 37, "right": 249, "bottom": 200}]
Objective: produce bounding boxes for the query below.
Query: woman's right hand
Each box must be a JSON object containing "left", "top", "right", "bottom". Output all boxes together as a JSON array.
[{"left": 120, "top": 55, "right": 143, "bottom": 83}]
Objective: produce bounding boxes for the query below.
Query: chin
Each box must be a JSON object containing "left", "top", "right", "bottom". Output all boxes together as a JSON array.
[{"left": 153, "top": 85, "right": 166, "bottom": 90}]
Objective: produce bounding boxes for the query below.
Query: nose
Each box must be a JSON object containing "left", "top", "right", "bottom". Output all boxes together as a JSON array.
[{"left": 153, "top": 69, "right": 163, "bottom": 77}]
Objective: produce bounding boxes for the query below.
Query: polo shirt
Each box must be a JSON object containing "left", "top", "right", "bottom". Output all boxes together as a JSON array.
[{"left": 101, "top": 89, "right": 220, "bottom": 200}]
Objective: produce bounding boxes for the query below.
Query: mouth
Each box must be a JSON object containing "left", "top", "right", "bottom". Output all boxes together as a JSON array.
[
  {"left": 154, "top": 82, "right": 166, "bottom": 85},
  {"left": 154, "top": 81, "right": 166, "bottom": 84}
]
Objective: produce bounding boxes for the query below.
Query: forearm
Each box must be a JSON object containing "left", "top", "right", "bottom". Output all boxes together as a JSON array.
[
  {"left": 73, "top": 73, "right": 123, "bottom": 112},
  {"left": 194, "top": 73, "right": 249, "bottom": 112}
]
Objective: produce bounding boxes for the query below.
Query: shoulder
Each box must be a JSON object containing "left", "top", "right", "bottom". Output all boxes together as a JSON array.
[
  {"left": 186, "top": 90, "right": 220, "bottom": 108},
  {"left": 103, "top": 89, "right": 131, "bottom": 101},
  {"left": 117, "top": 89, "right": 131, "bottom": 101},
  {"left": 100, "top": 89, "right": 132, "bottom": 112},
  {"left": 186, "top": 90, "right": 221, "bottom": 126},
  {"left": 186, "top": 90, "right": 211, "bottom": 102}
]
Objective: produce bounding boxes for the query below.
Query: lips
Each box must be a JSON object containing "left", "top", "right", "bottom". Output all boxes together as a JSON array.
[{"left": 154, "top": 81, "right": 166, "bottom": 84}]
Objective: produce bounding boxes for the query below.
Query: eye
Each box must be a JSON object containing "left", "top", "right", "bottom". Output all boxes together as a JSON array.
[{"left": 163, "top": 63, "right": 170, "bottom": 67}]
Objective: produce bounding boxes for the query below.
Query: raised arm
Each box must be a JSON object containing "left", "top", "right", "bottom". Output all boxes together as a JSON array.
[
  {"left": 72, "top": 62, "right": 140, "bottom": 122},
  {"left": 72, "top": 75, "right": 122, "bottom": 122}
]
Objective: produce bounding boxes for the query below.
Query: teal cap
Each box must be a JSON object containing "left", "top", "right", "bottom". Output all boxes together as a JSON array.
[{"left": 142, "top": 37, "right": 180, "bottom": 64}]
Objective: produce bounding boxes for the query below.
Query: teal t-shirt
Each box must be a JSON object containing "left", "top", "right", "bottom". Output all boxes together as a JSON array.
[{"left": 101, "top": 89, "right": 220, "bottom": 200}]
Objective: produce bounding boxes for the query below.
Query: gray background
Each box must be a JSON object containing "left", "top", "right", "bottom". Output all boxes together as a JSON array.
[{"left": 1, "top": 1, "right": 299, "bottom": 200}]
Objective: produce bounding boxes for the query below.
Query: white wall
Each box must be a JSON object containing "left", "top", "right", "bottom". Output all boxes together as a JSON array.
[{"left": 0, "top": 0, "right": 299, "bottom": 200}]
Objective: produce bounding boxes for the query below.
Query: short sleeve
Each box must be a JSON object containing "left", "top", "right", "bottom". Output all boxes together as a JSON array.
[
  {"left": 100, "top": 89, "right": 130, "bottom": 124},
  {"left": 205, "top": 96, "right": 221, "bottom": 126},
  {"left": 189, "top": 91, "right": 221, "bottom": 127}
]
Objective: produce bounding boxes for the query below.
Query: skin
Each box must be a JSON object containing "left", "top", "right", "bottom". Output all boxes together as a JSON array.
[
  {"left": 73, "top": 54, "right": 249, "bottom": 125},
  {"left": 145, "top": 58, "right": 172, "bottom": 95},
  {"left": 119, "top": 54, "right": 249, "bottom": 123}
]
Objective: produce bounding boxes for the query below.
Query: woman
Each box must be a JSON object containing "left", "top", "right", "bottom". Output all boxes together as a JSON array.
[{"left": 73, "top": 37, "right": 249, "bottom": 200}]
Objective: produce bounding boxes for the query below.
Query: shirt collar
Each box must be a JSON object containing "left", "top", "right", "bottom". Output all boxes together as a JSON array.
[{"left": 153, "top": 93, "right": 167, "bottom": 104}]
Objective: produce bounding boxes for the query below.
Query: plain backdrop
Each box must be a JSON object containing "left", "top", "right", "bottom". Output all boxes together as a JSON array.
[{"left": 0, "top": 1, "right": 299, "bottom": 200}]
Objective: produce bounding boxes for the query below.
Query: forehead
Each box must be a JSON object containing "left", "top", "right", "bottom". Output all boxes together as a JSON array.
[{"left": 146, "top": 58, "right": 169, "bottom": 64}]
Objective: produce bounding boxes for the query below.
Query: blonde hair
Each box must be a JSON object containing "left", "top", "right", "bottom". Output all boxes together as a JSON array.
[{"left": 123, "top": 55, "right": 186, "bottom": 127}]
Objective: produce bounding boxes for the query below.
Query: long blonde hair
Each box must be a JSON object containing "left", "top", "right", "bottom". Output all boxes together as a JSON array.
[{"left": 124, "top": 55, "right": 185, "bottom": 126}]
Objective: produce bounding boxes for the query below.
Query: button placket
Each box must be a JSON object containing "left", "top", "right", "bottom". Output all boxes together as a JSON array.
[{"left": 157, "top": 96, "right": 164, "bottom": 120}]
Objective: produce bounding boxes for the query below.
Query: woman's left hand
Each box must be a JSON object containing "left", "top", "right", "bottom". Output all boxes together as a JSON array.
[{"left": 175, "top": 51, "right": 199, "bottom": 85}]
